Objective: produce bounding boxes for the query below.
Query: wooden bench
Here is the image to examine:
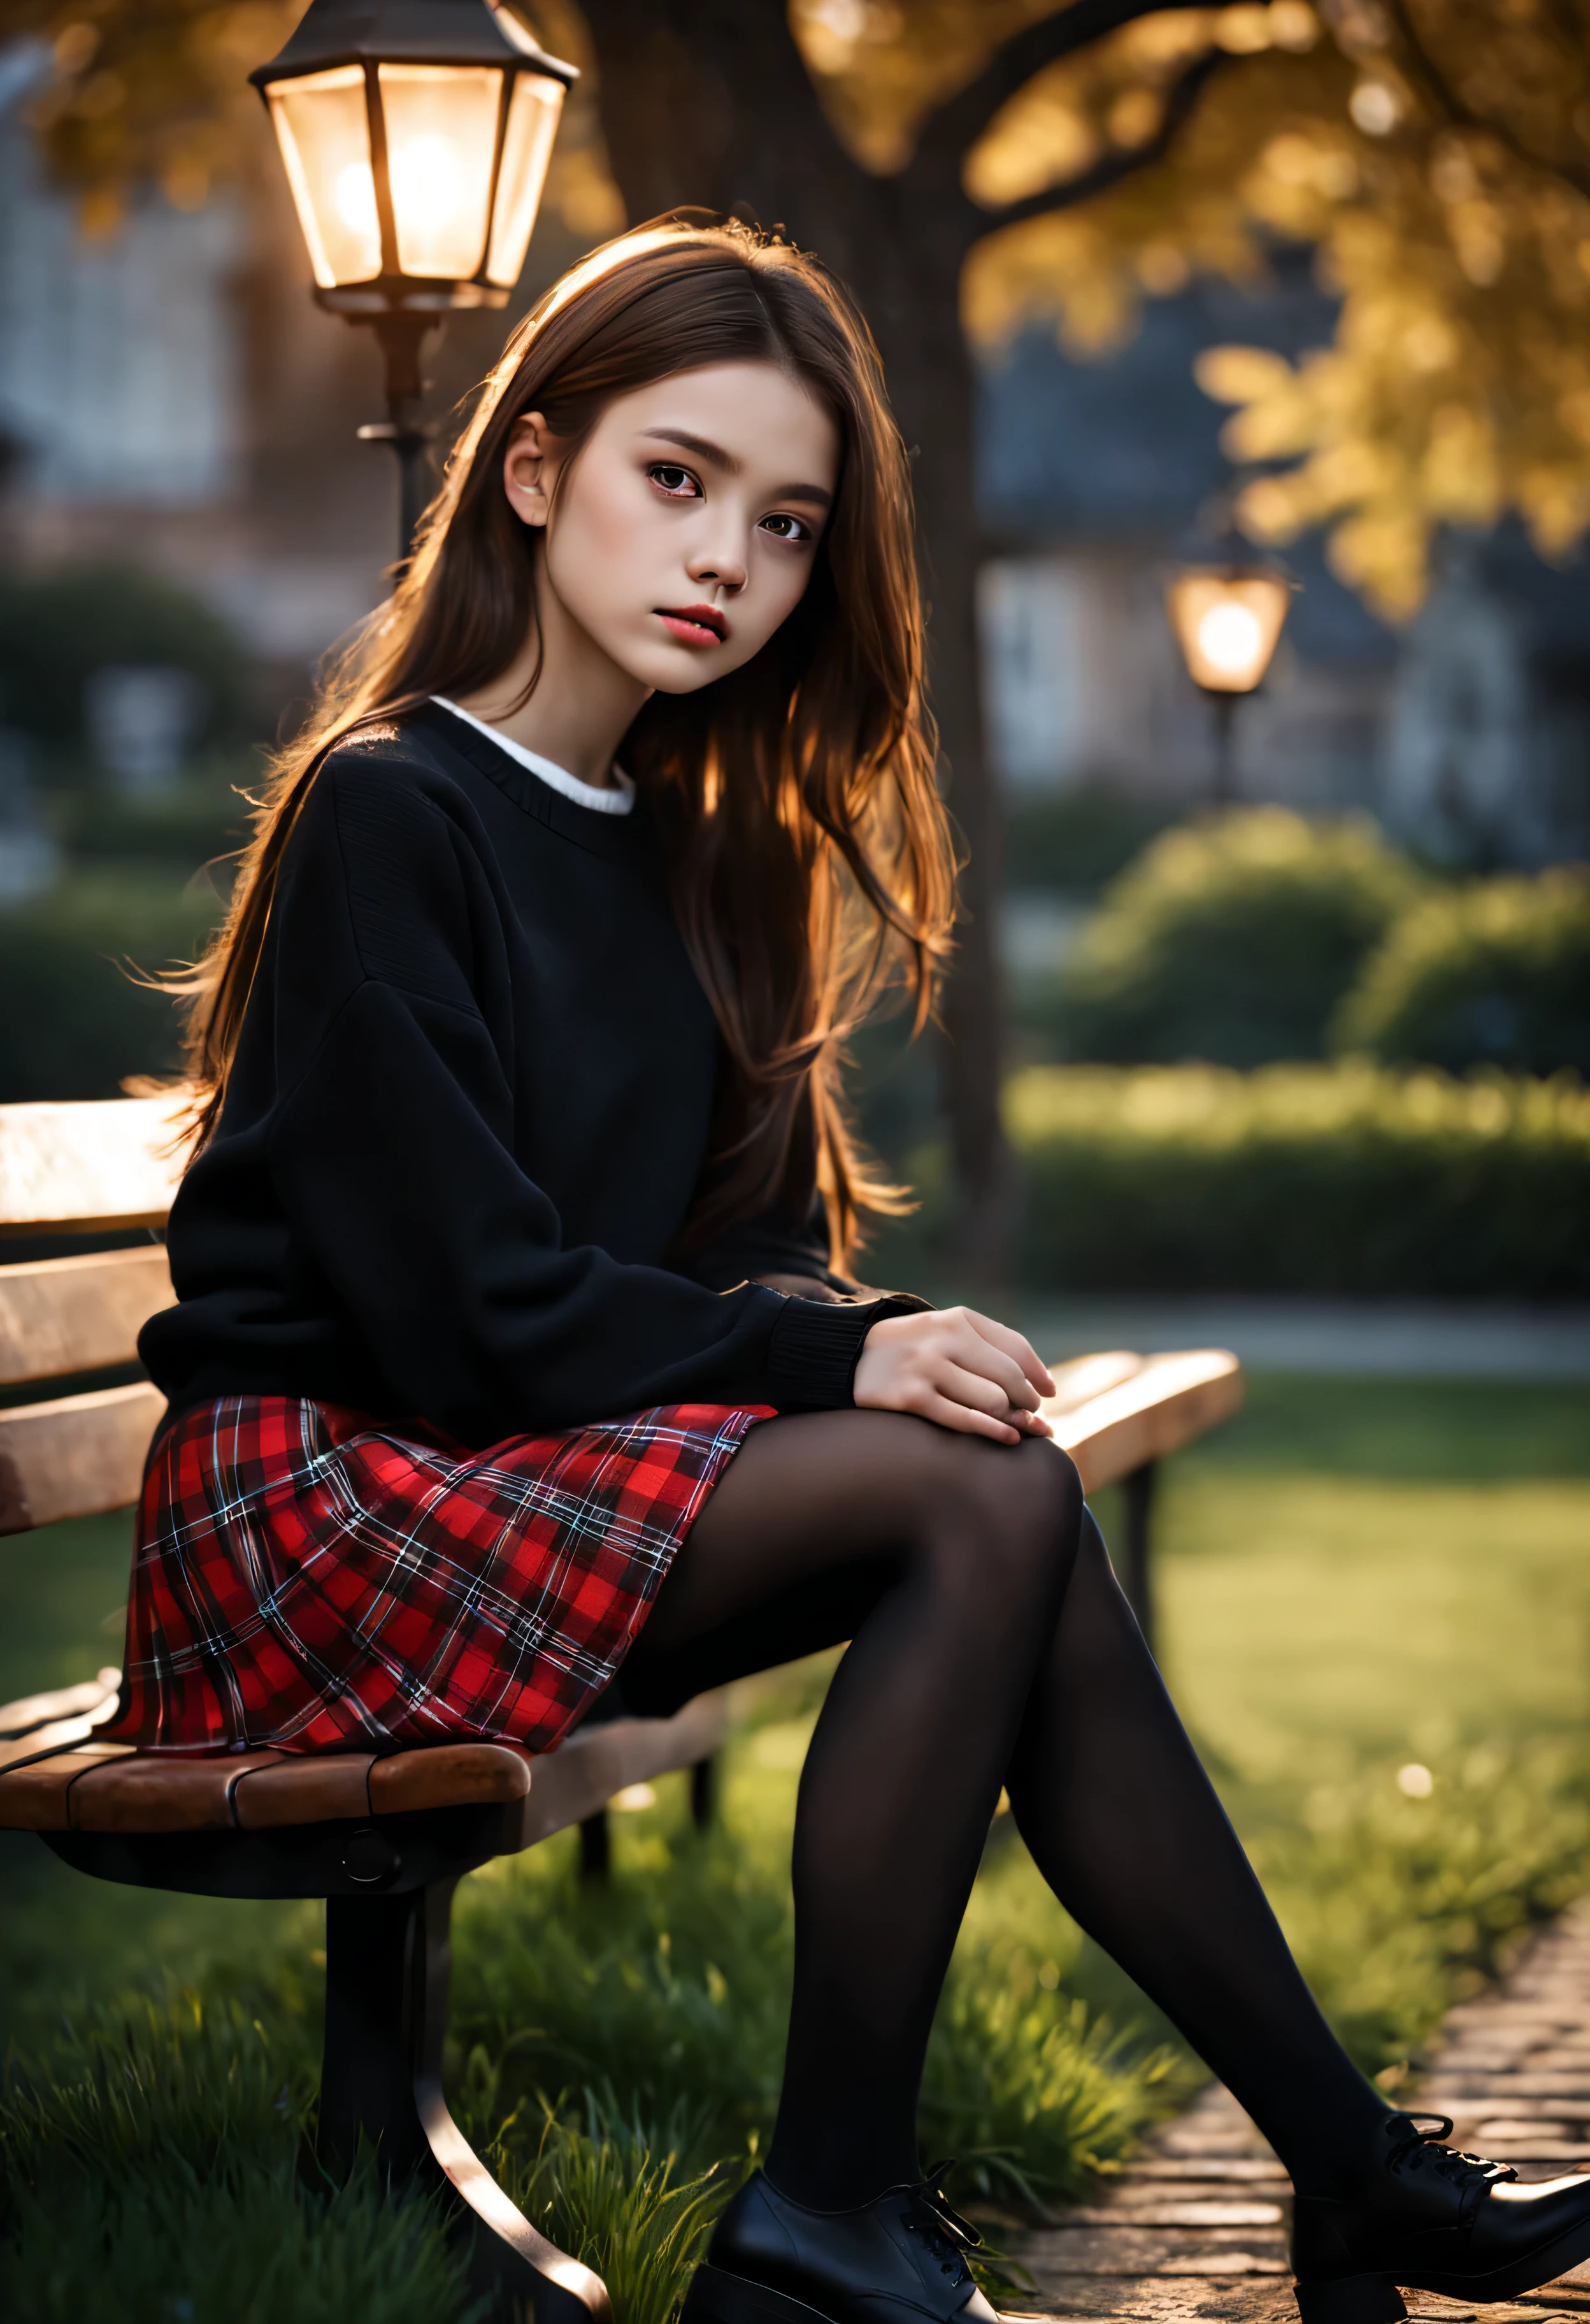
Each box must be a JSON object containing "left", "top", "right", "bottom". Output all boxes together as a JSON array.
[{"left": 0, "top": 1092, "right": 1242, "bottom": 2322}]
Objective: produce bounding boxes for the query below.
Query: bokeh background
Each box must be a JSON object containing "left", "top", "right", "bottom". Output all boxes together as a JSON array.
[{"left": 1, "top": 6, "right": 1588, "bottom": 2319}]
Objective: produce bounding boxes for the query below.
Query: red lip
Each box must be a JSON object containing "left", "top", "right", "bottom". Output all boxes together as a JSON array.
[{"left": 657, "top": 603, "right": 729, "bottom": 644}]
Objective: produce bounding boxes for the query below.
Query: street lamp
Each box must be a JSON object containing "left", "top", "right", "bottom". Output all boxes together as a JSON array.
[
  {"left": 250, "top": 0, "right": 578, "bottom": 556},
  {"left": 1165, "top": 507, "right": 1295, "bottom": 805}
]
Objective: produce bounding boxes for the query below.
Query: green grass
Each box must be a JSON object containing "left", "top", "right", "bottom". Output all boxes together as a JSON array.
[
  {"left": 4, "top": 1375, "right": 1589, "bottom": 2316},
  {"left": 1, "top": 1987, "right": 475, "bottom": 2324},
  {"left": 1152, "top": 1374, "right": 1590, "bottom": 2074}
]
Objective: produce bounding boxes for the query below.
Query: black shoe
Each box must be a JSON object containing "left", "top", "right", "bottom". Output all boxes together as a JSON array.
[
  {"left": 682, "top": 2166, "right": 999, "bottom": 2324},
  {"left": 1292, "top": 2111, "right": 1590, "bottom": 2324}
]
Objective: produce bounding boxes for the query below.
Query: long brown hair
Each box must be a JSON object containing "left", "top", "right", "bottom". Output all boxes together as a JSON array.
[{"left": 180, "top": 215, "right": 957, "bottom": 1268}]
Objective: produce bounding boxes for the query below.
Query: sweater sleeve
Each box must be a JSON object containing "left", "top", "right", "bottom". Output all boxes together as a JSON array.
[
  {"left": 681, "top": 1196, "right": 852, "bottom": 1296},
  {"left": 260, "top": 759, "right": 900, "bottom": 1441}
]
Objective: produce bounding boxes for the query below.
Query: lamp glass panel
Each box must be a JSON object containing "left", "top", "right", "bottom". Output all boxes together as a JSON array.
[
  {"left": 486, "top": 73, "right": 565, "bottom": 287},
  {"left": 377, "top": 63, "right": 501, "bottom": 281},
  {"left": 1166, "top": 571, "right": 1291, "bottom": 692},
  {"left": 266, "top": 65, "right": 380, "bottom": 288}
]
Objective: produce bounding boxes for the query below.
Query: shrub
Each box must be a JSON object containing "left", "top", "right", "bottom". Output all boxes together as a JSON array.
[
  {"left": 1003, "top": 784, "right": 1178, "bottom": 895},
  {"left": 0, "top": 563, "right": 246, "bottom": 749},
  {"left": 1335, "top": 866, "right": 1590, "bottom": 1077},
  {"left": 1036, "top": 809, "right": 1422, "bottom": 1066},
  {"left": 1007, "top": 1061, "right": 1590, "bottom": 1297},
  {"left": 61, "top": 763, "right": 254, "bottom": 871},
  {"left": 0, "top": 872, "right": 221, "bottom": 1102}
]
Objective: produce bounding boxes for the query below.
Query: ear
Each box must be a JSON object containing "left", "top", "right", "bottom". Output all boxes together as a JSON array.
[{"left": 503, "top": 412, "right": 555, "bottom": 529}]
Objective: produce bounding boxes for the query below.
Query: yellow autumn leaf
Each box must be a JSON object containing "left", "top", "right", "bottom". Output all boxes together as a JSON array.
[{"left": 1193, "top": 344, "right": 1295, "bottom": 404}]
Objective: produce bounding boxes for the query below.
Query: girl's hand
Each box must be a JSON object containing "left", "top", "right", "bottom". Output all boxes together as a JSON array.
[{"left": 853, "top": 1307, "right": 1057, "bottom": 1445}]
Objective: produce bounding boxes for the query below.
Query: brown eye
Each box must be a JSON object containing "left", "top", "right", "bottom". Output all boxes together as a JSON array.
[
  {"left": 648, "top": 464, "right": 699, "bottom": 497},
  {"left": 761, "top": 512, "right": 811, "bottom": 542}
]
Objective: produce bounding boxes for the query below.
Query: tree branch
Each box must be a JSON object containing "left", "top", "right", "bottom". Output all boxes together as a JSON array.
[
  {"left": 910, "top": 0, "right": 1216, "bottom": 178},
  {"left": 966, "top": 47, "right": 1229, "bottom": 237},
  {"left": 1385, "top": 0, "right": 1590, "bottom": 202}
]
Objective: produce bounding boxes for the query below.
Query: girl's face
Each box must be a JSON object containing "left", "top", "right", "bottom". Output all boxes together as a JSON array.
[{"left": 502, "top": 359, "right": 841, "bottom": 694}]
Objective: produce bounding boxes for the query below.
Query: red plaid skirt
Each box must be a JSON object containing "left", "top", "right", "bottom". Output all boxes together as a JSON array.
[{"left": 104, "top": 1395, "right": 769, "bottom": 1756}]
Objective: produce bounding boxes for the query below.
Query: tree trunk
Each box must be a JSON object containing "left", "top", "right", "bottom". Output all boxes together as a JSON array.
[
  {"left": 579, "top": 0, "right": 1010, "bottom": 1273},
  {"left": 863, "top": 183, "right": 1010, "bottom": 1279},
  {"left": 897, "top": 320, "right": 1010, "bottom": 1281}
]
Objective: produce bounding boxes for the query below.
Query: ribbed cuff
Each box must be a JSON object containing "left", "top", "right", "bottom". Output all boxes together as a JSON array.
[{"left": 765, "top": 1292, "right": 932, "bottom": 1412}]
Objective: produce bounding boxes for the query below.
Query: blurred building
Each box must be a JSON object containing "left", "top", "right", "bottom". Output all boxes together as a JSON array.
[
  {"left": 0, "top": 36, "right": 584, "bottom": 713},
  {"left": 0, "top": 57, "right": 242, "bottom": 510},
  {"left": 3, "top": 35, "right": 1586, "bottom": 864},
  {"left": 0, "top": 45, "right": 390, "bottom": 692},
  {"left": 977, "top": 252, "right": 1590, "bottom": 868}
]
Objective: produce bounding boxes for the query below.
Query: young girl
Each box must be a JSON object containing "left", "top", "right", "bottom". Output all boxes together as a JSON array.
[{"left": 117, "top": 220, "right": 1590, "bottom": 2324}]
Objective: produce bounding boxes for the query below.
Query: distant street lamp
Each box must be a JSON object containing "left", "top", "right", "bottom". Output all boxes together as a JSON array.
[
  {"left": 250, "top": 0, "right": 577, "bottom": 556},
  {"left": 1165, "top": 507, "right": 1295, "bottom": 805}
]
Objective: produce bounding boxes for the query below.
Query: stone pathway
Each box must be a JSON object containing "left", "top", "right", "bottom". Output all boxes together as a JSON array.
[{"left": 1008, "top": 1897, "right": 1590, "bottom": 2321}]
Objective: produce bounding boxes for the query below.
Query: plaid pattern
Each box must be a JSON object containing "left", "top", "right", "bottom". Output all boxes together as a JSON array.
[{"left": 104, "top": 1395, "right": 770, "bottom": 1756}]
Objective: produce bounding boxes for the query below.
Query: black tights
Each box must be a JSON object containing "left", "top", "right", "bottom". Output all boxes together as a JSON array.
[{"left": 619, "top": 1411, "right": 1388, "bottom": 2209}]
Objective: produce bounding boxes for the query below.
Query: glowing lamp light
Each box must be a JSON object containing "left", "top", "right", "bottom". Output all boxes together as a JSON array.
[
  {"left": 1164, "top": 507, "right": 1297, "bottom": 800},
  {"left": 1165, "top": 570, "right": 1293, "bottom": 695},
  {"left": 250, "top": 1, "right": 577, "bottom": 554},
  {"left": 252, "top": 3, "right": 575, "bottom": 312}
]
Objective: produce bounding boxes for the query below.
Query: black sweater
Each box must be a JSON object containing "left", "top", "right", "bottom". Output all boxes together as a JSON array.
[{"left": 141, "top": 705, "right": 918, "bottom": 1444}]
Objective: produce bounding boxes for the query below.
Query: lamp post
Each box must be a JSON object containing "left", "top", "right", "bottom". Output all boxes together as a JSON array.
[
  {"left": 250, "top": 0, "right": 577, "bottom": 558},
  {"left": 1164, "top": 508, "right": 1295, "bottom": 805}
]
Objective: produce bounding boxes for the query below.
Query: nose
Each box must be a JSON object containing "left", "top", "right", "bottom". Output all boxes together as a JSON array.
[{"left": 685, "top": 533, "right": 747, "bottom": 596}]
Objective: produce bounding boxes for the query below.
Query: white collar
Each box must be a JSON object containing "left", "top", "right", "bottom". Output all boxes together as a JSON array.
[{"left": 432, "top": 697, "right": 636, "bottom": 815}]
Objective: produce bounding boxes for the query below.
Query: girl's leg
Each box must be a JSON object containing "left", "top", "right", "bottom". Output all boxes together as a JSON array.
[
  {"left": 622, "top": 1410, "right": 1386, "bottom": 2211},
  {"left": 1003, "top": 1509, "right": 1389, "bottom": 2195},
  {"left": 624, "top": 1409, "right": 1083, "bottom": 2207}
]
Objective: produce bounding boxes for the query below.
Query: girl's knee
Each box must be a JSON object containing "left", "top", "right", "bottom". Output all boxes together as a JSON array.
[
  {"left": 920, "top": 1433, "right": 1082, "bottom": 1599},
  {"left": 1027, "top": 1436, "right": 1084, "bottom": 1523}
]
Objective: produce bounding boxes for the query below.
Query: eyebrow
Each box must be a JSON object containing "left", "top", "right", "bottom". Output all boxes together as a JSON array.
[{"left": 639, "top": 426, "right": 833, "bottom": 510}]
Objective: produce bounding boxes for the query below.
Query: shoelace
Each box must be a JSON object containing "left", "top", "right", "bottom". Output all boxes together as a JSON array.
[
  {"left": 898, "top": 2162, "right": 983, "bottom": 2283},
  {"left": 1387, "top": 2114, "right": 1516, "bottom": 2223}
]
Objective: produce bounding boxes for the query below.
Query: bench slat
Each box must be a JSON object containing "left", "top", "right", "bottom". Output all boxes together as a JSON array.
[
  {"left": 0, "top": 1093, "right": 188, "bottom": 1234},
  {"left": 234, "top": 1755, "right": 376, "bottom": 1829},
  {"left": 1050, "top": 1349, "right": 1243, "bottom": 1492},
  {"left": 70, "top": 1750, "right": 287, "bottom": 1833},
  {"left": 0, "top": 1380, "right": 165, "bottom": 1533},
  {"left": 507, "top": 1693, "right": 727, "bottom": 1851},
  {"left": 1043, "top": 1350, "right": 1144, "bottom": 1416},
  {"left": 0, "top": 1667, "right": 121, "bottom": 1740},
  {"left": 0, "top": 1745, "right": 131, "bottom": 1830},
  {"left": 0, "top": 1714, "right": 106, "bottom": 1771},
  {"left": 0, "top": 1247, "right": 174, "bottom": 1386},
  {"left": 0, "top": 1703, "right": 729, "bottom": 1842}
]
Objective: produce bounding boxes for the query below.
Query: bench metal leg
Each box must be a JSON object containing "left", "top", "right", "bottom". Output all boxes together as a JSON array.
[
  {"left": 580, "top": 1753, "right": 715, "bottom": 1879},
  {"left": 319, "top": 1883, "right": 611, "bottom": 2323},
  {"left": 1117, "top": 1459, "right": 1158, "bottom": 1658},
  {"left": 578, "top": 1810, "right": 610, "bottom": 1881}
]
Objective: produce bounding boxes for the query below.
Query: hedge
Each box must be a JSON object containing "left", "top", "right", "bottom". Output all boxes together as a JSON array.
[
  {"left": 1007, "top": 1062, "right": 1590, "bottom": 1298},
  {"left": 1336, "top": 866, "right": 1590, "bottom": 1078},
  {"left": 1003, "top": 784, "right": 1178, "bottom": 894},
  {"left": 1033, "top": 809, "right": 1423, "bottom": 1067},
  {"left": 0, "top": 871, "right": 221, "bottom": 1103},
  {"left": 0, "top": 564, "right": 246, "bottom": 747}
]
